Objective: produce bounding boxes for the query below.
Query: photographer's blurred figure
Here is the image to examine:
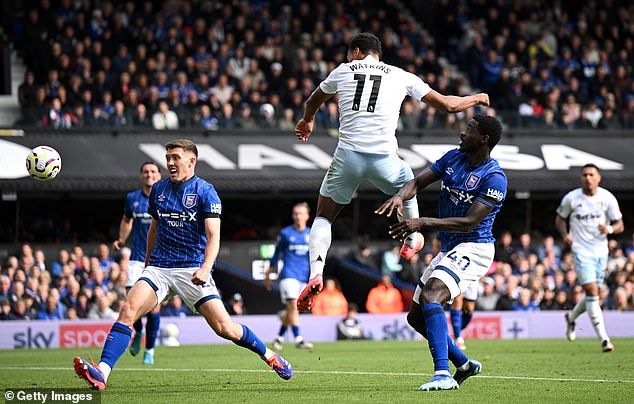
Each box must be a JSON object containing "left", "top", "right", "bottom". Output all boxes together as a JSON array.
[{"left": 336, "top": 303, "right": 366, "bottom": 340}]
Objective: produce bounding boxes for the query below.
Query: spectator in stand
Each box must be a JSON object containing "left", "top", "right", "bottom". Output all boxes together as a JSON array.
[
  {"left": 311, "top": 278, "right": 348, "bottom": 316},
  {"left": 88, "top": 296, "right": 117, "bottom": 320},
  {"left": 475, "top": 277, "right": 500, "bottom": 311},
  {"left": 161, "top": 296, "right": 192, "bottom": 318},
  {"left": 225, "top": 293, "right": 247, "bottom": 316},
  {"left": 381, "top": 243, "right": 403, "bottom": 276},
  {"left": 37, "top": 294, "right": 66, "bottom": 320},
  {"left": 513, "top": 288, "right": 540, "bottom": 311},
  {"left": 365, "top": 275, "right": 404, "bottom": 314},
  {"left": 152, "top": 101, "right": 179, "bottom": 130},
  {"left": 496, "top": 277, "right": 520, "bottom": 311},
  {"left": 495, "top": 231, "right": 514, "bottom": 264}
]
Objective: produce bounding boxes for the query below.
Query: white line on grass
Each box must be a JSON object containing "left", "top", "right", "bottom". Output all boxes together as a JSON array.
[{"left": 1, "top": 366, "right": 632, "bottom": 384}]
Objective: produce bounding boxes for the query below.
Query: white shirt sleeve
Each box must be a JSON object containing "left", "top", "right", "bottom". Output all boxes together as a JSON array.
[
  {"left": 606, "top": 192, "right": 623, "bottom": 221},
  {"left": 556, "top": 192, "right": 572, "bottom": 218},
  {"left": 319, "top": 64, "right": 344, "bottom": 94},
  {"left": 402, "top": 70, "right": 431, "bottom": 101}
]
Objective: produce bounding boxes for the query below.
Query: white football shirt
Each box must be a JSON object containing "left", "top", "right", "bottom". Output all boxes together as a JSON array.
[
  {"left": 319, "top": 55, "right": 431, "bottom": 154},
  {"left": 556, "top": 187, "right": 622, "bottom": 256}
]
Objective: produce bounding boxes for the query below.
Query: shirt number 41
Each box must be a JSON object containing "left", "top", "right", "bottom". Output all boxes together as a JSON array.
[{"left": 352, "top": 74, "right": 382, "bottom": 112}]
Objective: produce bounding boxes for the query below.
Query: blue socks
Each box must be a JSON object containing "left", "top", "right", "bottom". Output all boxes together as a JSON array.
[
  {"left": 133, "top": 319, "right": 143, "bottom": 334},
  {"left": 277, "top": 325, "right": 288, "bottom": 338},
  {"left": 450, "top": 309, "right": 463, "bottom": 339},
  {"left": 462, "top": 312, "right": 473, "bottom": 330},
  {"left": 291, "top": 325, "right": 300, "bottom": 338},
  {"left": 145, "top": 312, "right": 160, "bottom": 350},
  {"left": 234, "top": 324, "right": 267, "bottom": 356},
  {"left": 447, "top": 335, "right": 469, "bottom": 368},
  {"left": 100, "top": 322, "right": 132, "bottom": 369},
  {"left": 422, "top": 303, "right": 450, "bottom": 374}
]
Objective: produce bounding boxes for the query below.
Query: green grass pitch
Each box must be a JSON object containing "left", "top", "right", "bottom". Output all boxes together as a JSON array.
[{"left": 1, "top": 339, "right": 632, "bottom": 403}]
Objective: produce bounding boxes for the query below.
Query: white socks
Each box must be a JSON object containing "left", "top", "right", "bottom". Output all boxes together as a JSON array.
[
  {"left": 399, "top": 196, "right": 420, "bottom": 221},
  {"left": 309, "top": 216, "right": 332, "bottom": 279},
  {"left": 586, "top": 296, "right": 609, "bottom": 342},
  {"left": 98, "top": 362, "right": 112, "bottom": 382},
  {"left": 570, "top": 297, "right": 586, "bottom": 322}
]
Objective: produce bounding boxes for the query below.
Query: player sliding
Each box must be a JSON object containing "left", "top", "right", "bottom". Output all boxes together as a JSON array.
[
  {"left": 295, "top": 32, "right": 490, "bottom": 311},
  {"left": 73, "top": 139, "right": 292, "bottom": 391},
  {"left": 376, "top": 115, "right": 506, "bottom": 391}
]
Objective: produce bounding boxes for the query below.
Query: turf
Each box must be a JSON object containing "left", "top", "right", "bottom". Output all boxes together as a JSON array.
[{"left": 0, "top": 339, "right": 632, "bottom": 403}]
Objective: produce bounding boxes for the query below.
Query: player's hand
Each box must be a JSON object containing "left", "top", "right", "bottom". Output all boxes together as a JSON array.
[
  {"left": 375, "top": 195, "right": 404, "bottom": 218},
  {"left": 191, "top": 268, "right": 210, "bottom": 286},
  {"left": 598, "top": 224, "right": 609, "bottom": 235},
  {"left": 563, "top": 234, "right": 573, "bottom": 246},
  {"left": 389, "top": 218, "right": 423, "bottom": 241},
  {"left": 264, "top": 275, "right": 272, "bottom": 291},
  {"left": 295, "top": 118, "right": 314, "bottom": 142},
  {"left": 112, "top": 239, "right": 124, "bottom": 251},
  {"left": 475, "top": 93, "right": 490, "bottom": 107}
]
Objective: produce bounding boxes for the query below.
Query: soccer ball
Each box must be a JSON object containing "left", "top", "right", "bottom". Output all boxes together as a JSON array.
[
  {"left": 404, "top": 232, "right": 425, "bottom": 251},
  {"left": 26, "top": 145, "right": 62, "bottom": 181}
]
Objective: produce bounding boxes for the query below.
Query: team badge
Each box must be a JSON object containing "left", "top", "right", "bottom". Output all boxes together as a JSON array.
[
  {"left": 446, "top": 167, "right": 454, "bottom": 174},
  {"left": 465, "top": 173, "right": 480, "bottom": 190},
  {"left": 184, "top": 194, "right": 197, "bottom": 208}
]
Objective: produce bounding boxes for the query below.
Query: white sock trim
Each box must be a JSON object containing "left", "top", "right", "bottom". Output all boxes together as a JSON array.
[{"left": 309, "top": 216, "right": 332, "bottom": 279}]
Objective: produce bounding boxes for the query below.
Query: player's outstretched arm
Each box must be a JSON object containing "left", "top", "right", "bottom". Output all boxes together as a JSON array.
[
  {"left": 389, "top": 199, "right": 494, "bottom": 241},
  {"left": 421, "top": 89, "right": 489, "bottom": 113},
  {"left": 113, "top": 215, "right": 133, "bottom": 251},
  {"left": 295, "top": 88, "right": 333, "bottom": 142},
  {"left": 144, "top": 218, "right": 158, "bottom": 267},
  {"left": 193, "top": 217, "right": 221, "bottom": 286},
  {"left": 375, "top": 168, "right": 439, "bottom": 217}
]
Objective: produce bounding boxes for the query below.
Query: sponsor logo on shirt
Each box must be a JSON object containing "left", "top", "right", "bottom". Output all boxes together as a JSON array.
[
  {"left": 486, "top": 188, "right": 504, "bottom": 202},
  {"left": 210, "top": 203, "right": 222, "bottom": 214}
]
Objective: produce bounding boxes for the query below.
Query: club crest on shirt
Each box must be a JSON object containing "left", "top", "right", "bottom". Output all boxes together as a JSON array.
[
  {"left": 183, "top": 194, "right": 197, "bottom": 208},
  {"left": 446, "top": 167, "right": 454, "bottom": 175},
  {"left": 465, "top": 173, "right": 480, "bottom": 190}
]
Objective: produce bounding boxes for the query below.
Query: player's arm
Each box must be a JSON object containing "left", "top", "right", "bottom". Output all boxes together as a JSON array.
[
  {"left": 144, "top": 218, "right": 158, "bottom": 267},
  {"left": 375, "top": 168, "right": 441, "bottom": 217},
  {"left": 265, "top": 237, "right": 283, "bottom": 291},
  {"left": 421, "top": 89, "right": 489, "bottom": 113},
  {"left": 113, "top": 215, "right": 133, "bottom": 251},
  {"left": 295, "top": 87, "right": 334, "bottom": 142},
  {"left": 598, "top": 218, "right": 624, "bottom": 235},
  {"left": 192, "top": 217, "right": 221, "bottom": 286},
  {"left": 389, "top": 197, "right": 496, "bottom": 240},
  {"left": 555, "top": 214, "right": 572, "bottom": 246}
]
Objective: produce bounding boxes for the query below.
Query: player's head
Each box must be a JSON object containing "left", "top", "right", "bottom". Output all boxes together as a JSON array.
[
  {"left": 139, "top": 161, "right": 162, "bottom": 188},
  {"left": 580, "top": 163, "right": 601, "bottom": 193},
  {"left": 347, "top": 32, "right": 381, "bottom": 62},
  {"left": 292, "top": 202, "right": 310, "bottom": 228},
  {"left": 460, "top": 115, "right": 502, "bottom": 153},
  {"left": 165, "top": 138, "right": 198, "bottom": 183}
]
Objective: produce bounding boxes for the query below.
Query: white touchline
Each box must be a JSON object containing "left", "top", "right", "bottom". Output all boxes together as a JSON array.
[{"left": 1, "top": 366, "right": 633, "bottom": 384}]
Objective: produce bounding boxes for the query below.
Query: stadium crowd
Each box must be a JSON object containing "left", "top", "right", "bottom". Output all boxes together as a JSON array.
[
  {"left": 1, "top": 231, "right": 633, "bottom": 321},
  {"left": 10, "top": 0, "right": 633, "bottom": 130}
]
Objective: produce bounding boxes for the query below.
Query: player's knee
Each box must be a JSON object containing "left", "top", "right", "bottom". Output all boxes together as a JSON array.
[
  {"left": 211, "top": 319, "right": 240, "bottom": 340},
  {"left": 117, "top": 301, "right": 137, "bottom": 325},
  {"left": 406, "top": 308, "right": 427, "bottom": 338}
]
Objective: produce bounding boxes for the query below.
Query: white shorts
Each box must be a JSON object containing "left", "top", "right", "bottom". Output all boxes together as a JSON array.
[
  {"left": 462, "top": 280, "right": 479, "bottom": 301},
  {"left": 320, "top": 146, "right": 415, "bottom": 204},
  {"left": 279, "top": 278, "right": 306, "bottom": 303},
  {"left": 139, "top": 266, "right": 220, "bottom": 312},
  {"left": 126, "top": 260, "right": 145, "bottom": 288},
  {"left": 413, "top": 242, "right": 495, "bottom": 302}
]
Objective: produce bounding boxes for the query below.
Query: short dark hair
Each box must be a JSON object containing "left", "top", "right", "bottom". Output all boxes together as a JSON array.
[
  {"left": 582, "top": 163, "right": 600, "bottom": 174},
  {"left": 349, "top": 33, "right": 382, "bottom": 56},
  {"left": 139, "top": 161, "right": 160, "bottom": 173},
  {"left": 165, "top": 138, "right": 198, "bottom": 157},
  {"left": 473, "top": 114, "right": 502, "bottom": 150}
]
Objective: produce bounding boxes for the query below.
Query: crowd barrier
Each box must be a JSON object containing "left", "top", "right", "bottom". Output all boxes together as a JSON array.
[{"left": 2, "top": 311, "right": 633, "bottom": 349}]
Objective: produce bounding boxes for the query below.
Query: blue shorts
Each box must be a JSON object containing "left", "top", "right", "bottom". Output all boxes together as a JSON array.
[
  {"left": 320, "top": 147, "right": 415, "bottom": 204},
  {"left": 573, "top": 253, "right": 608, "bottom": 285}
]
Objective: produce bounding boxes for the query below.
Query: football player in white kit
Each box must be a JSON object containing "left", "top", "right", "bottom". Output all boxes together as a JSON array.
[
  {"left": 556, "top": 163, "right": 624, "bottom": 352},
  {"left": 295, "top": 32, "right": 490, "bottom": 310}
]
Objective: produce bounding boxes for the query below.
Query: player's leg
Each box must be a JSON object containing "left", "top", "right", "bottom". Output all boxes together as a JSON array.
[
  {"left": 143, "top": 305, "right": 161, "bottom": 364},
  {"left": 583, "top": 255, "right": 612, "bottom": 351},
  {"left": 462, "top": 299, "right": 476, "bottom": 331},
  {"left": 198, "top": 299, "right": 293, "bottom": 380},
  {"left": 178, "top": 268, "right": 292, "bottom": 380},
  {"left": 126, "top": 261, "right": 146, "bottom": 356},
  {"left": 300, "top": 148, "right": 363, "bottom": 310},
  {"left": 449, "top": 296, "right": 464, "bottom": 348},
  {"left": 368, "top": 154, "right": 423, "bottom": 258},
  {"left": 74, "top": 272, "right": 163, "bottom": 390},
  {"left": 565, "top": 252, "right": 587, "bottom": 341},
  {"left": 455, "top": 281, "right": 478, "bottom": 350},
  {"left": 273, "top": 292, "right": 288, "bottom": 350}
]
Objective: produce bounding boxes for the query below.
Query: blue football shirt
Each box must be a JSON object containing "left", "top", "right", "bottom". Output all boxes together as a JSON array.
[
  {"left": 430, "top": 149, "right": 507, "bottom": 252},
  {"left": 270, "top": 225, "right": 311, "bottom": 282},
  {"left": 123, "top": 189, "right": 152, "bottom": 262},
  {"left": 147, "top": 176, "right": 222, "bottom": 268}
]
